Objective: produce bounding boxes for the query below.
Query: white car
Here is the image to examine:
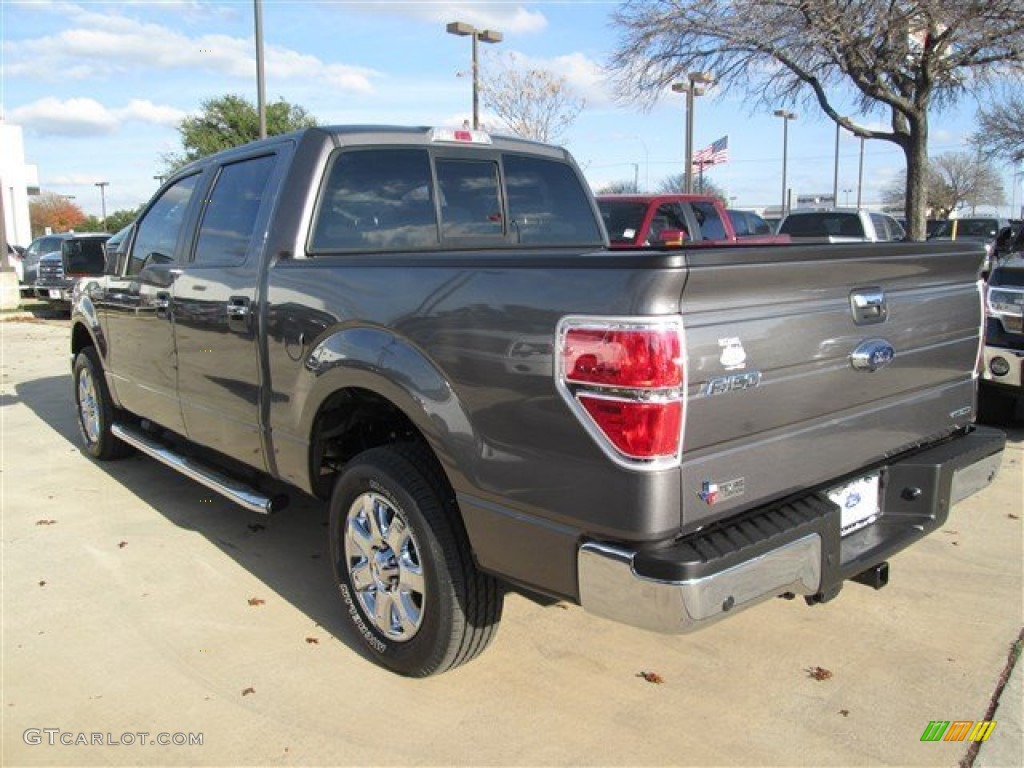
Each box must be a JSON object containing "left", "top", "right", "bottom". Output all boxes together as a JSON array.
[{"left": 777, "top": 208, "right": 906, "bottom": 243}]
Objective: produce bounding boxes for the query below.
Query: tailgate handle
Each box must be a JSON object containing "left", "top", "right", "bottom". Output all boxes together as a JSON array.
[{"left": 850, "top": 287, "right": 887, "bottom": 325}]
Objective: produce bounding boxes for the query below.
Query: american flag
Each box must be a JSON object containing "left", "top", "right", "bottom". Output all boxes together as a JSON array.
[{"left": 692, "top": 135, "right": 729, "bottom": 166}]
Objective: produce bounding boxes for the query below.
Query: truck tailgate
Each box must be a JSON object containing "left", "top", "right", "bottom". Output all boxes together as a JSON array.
[{"left": 678, "top": 242, "right": 985, "bottom": 531}]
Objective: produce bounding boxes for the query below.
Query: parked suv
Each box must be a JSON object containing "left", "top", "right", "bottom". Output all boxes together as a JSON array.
[
  {"left": 929, "top": 217, "right": 1011, "bottom": 277},
  {"left": 777, "top": 208, "right": 905, "bottom": 243},
  {"left": 33, "top": 232, "right": 110, "bottom": 305}
]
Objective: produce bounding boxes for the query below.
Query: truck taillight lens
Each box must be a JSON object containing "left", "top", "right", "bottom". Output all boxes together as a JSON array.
[
  {"left": 562, "top": 328, "right": 682, "bottom": 388},
  {"left": 557, "top": 319, "right": 685, "bottom": 467}
]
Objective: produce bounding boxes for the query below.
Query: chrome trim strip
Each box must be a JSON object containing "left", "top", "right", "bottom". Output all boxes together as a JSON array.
[
  {"left": 577, "top": 534, "right": 821, "bottom": 634},
  {"left": 111, "top": 423, "right": 276, "bottom": 515}
]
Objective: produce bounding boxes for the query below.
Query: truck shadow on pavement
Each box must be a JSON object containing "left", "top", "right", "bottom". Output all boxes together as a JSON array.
[
  {"left": 16, "top": 374, "right": 1023, "bottom": 673},
  {"left": 15, "top": 374, "right": 382, "bottom": 669}
]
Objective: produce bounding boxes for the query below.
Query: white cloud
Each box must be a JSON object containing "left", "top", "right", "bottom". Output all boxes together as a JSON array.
[
  {"left": 351, "top": 1, "right": 547, "bottom": 34},
  {"left": 8, "top": 5, "right": 378, "bottom": 92},
  {"left": 10, "top": 98, "right": 118, "bottom": 137},
  {"left": 11, "top": 97, "right": 187, "bottom": 137}
]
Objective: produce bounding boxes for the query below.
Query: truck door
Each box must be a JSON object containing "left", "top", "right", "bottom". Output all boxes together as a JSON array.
[
  {"left": 101, "top": 173, "right": 202, "bottom": 435},
  {"left": 172, "top": 151, "right": 283, "bottom": 472}
]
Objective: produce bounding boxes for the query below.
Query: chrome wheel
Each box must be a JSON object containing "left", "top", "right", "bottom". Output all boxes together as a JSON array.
[
  {"left": 77, "top": 366, "right": 101, "bottom": 445},
  {"left": 343, "top": 491, "right": 425, "bottom": 641}
]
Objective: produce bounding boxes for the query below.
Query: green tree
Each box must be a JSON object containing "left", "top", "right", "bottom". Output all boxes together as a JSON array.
[
  {"left": 164, "top": 94, "right": 318, "bottom": 172},
  {"left": 608, "top": 1, "right": 1024, "bottom": 239},
  {"left": 104, "top": 206, "right": 146, "bottom": 233},
  {"left": 76, "top": 215, "right": 106, "bottom": 233}
]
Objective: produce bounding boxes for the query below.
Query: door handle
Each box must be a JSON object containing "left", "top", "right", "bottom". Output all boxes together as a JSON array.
[{"left": 227, "top": 296, "right": 251, "bottom": 333}]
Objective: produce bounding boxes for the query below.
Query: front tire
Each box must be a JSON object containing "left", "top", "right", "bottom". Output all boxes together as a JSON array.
[
  {"left": 73, "top": 347, "right": 132, "bottom": 460},
  {"left": 329, "top": 444, "right": 502, "bottom": 677}
]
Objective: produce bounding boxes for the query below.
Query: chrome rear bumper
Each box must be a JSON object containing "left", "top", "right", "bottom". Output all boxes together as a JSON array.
[{"left": 578, "top": 534, "right": 821, "bottom": 634}]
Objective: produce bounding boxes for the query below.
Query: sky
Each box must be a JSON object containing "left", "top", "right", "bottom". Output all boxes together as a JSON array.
[{"left": 1, "top": 0, "right": 1020, "bottom": 223}]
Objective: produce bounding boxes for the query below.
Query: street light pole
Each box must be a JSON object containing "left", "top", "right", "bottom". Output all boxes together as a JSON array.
[
  {"left": 672, "top": 72, "right": 713, "bottom": 194},
  {"left": 95, "top": 182, "right": 109, "bottom": 229},
  {"left": 447, "top": 21, "right": 502, "bottom": 130},
  {"left": 832, "top": 120, "right": 841, "bottom": 207},
  {"left": 254, "top": 0, "right": 267, "bottom": 140},
  {"left": 857, "top": 136, "right": 865, "bottom": 209},
  {"left": 774, "top": 110, "right": 797, "bottom": 216}
]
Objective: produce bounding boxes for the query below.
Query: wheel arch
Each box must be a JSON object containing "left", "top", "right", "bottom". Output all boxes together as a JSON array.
[{"left": 297, "top": 326, "right": 478, "bottom": 503}]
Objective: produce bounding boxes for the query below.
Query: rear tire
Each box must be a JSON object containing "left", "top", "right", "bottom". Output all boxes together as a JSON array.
[
  {"left": 73, "top": 347, "right": 132, "bottom": 460},
  {"left": 328, "top": 443, "right": 502, "bottom": 676}
]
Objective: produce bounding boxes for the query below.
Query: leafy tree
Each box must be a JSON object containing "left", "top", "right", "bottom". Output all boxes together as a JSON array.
[
  {"left": 480, "top": 53, "right": 585, "bottom": 144},
  {"left": 105, "top": 206, "right": 146, "bottom": 233},
  {"left": 29, "top": 192, "right": 86, "bottom": 237},
  {"left": 164, "top": 94, "right": 318, "bottom": 172},
  {"left": 596, "top": 180, "right": 640, "bottom": 194},
  {"left": 882, "top": 152, "right": 1005, "bottom": 218},
  {"left": 76, "top": 215, "right": 107, "bottom": 233},
  {"left": 972, "top": 95, "right": 1024, "bottom": 163},
  {"left": 608, "top": 1, "right": 1024, "bottom": 239}
]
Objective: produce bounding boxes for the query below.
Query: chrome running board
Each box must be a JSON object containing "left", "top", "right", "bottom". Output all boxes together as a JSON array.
[{"left": 111, "top": 423, "right": 282, "bottom": 515}]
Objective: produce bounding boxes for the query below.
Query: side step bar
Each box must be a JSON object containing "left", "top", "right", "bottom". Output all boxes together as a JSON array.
[{"left": 111, "top": 423, "right": 284, "bottom": 515}]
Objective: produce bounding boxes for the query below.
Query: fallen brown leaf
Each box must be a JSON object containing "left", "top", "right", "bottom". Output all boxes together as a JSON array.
[
  {"left": 248, "top": 597, "right": 266, "bottom": 607},
  {"left": 241, "top": 687, "right": 255, "bottom": 697},
  {"left": 1009, "top": 513, "right": 1020, "bottom": 520},
  {"left": 38, "top": 580, "right": 46, "bottom": 587},
  {"left": 636, "top": 671, "right": 664, "bottom": 684},
  {"left": 118, "top": 541, "right": 128, "bottom": 549},
  {"left": 35, "top": 519, "right": 57, "bottom": 526},
  {"left": 807, "top": 666, "right": 833, "bottom": 681},
  {"left": 839, "top": 709, "right": 850, "bottom": 717},
  {"left": 305, "top": 637, "right": 319, "bottom": 645}
]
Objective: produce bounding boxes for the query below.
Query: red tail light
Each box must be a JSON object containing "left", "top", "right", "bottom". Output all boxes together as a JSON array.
[{"left": 557, "top": 318, "right": 685, "bottom": 467}]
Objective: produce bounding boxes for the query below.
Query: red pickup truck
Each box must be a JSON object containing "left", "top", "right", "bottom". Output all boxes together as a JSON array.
[{"left": 597, "top": 194, "right": 790, "bottom": 248}]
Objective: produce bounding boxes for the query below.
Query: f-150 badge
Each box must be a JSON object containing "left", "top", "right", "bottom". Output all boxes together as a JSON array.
[{"left": 718, "top": 337, "right": 747, "bottom": 370}]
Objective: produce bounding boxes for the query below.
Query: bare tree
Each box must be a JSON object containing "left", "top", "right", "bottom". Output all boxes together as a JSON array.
[
  {"left": 608, "top": 1, "right": 1024, "bottom": 239},
  {"left": 882, "top": 152, "right": 1006, "bottom": 218},
  {"left": 480, "top": 53, "right": 585, "bottom": 144},
  {"left": 597, "top": 180, "right": 640, "bottom": 194},
  {"left": 657, "top": 172, "right": 729, "bottom": 203},
  {"left": 972, "top": 95, "right": 1024, "bottom": 163}
]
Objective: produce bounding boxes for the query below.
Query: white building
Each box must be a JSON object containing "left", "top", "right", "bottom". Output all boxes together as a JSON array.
[{"left": 1, "top": 122, "right": 39, "bottom": 247}]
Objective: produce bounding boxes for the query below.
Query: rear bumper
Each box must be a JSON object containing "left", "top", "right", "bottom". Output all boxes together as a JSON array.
[{"left": 577, "top": 425, "right": 1005, "bottom": 634}]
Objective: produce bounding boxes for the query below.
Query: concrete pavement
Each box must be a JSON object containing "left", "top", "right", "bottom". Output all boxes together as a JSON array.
[{"left": 2, "top": 318, "right": 1022, "bottom": 766}]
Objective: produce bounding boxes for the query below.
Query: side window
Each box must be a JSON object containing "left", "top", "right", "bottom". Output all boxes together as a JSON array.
[
  {"left": 193, "top": 155, "right": 276, "bottom": 266},
  {"left": 649, "top": 203, "right": 688, "bottom": 241},
  {"left": 436, "top": 159, "right": 503, "bottom": 238},
  {"left": 504, "top": 155, "right": 602, "bottom": 245},
  {"left": 311, "top": 149, "right": 437, "bottom": 252},
  {"left": 691, "top": 201, "right": 727, "bottom": 240},
  {"left": 729, "top": 211, "right": 750, "bottom": 236},
  {"left": 128, "top": 174, "right": 200, "bottom": 275}
]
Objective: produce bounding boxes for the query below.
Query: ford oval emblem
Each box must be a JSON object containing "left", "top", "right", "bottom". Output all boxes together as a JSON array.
[{"left": 850, "top": 339, "right": 895, "bottom": 372}]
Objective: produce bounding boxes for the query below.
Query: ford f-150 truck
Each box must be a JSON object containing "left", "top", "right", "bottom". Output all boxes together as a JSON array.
[
  {"left": 70, "top": 126, "right": 1004, "bottom": 677},
  {"left": 980, "top": 237, "right": 1024, "bottom": 422},
  {"left": 596, "top": 193, "right": 790, "bottom": 248}
]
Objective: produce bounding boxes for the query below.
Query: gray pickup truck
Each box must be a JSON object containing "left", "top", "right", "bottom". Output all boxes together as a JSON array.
[{"left": 70, "top": 126, "right": 1004, "bottom": 677}]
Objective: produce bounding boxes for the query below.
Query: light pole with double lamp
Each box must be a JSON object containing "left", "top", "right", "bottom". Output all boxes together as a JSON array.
[
  {"left": 672, "top": 72, "right": 714, "bottom": 194},
  {"left": 446, "top": 21, "right": 503, "bottom": 130},
  {"left": 773, "top": 109, "right": 797, "bottom": 216}
]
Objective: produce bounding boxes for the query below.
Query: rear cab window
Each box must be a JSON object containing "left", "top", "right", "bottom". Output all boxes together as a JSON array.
[{"left": 309, "top": 146, "right": 601, "bottom": 254}]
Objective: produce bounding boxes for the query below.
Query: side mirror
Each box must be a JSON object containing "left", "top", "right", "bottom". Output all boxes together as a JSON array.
[
  {"left": 994, "top": 226, "right": 1014, "bottom": 254},
  {"left": 654, "top": 228, "right": 688, "bottom": 247}
]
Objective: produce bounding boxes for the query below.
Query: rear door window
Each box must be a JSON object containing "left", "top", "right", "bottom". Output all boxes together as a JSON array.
[{"left": 193, "top": 154, "right": 277, "bottom": 266}]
